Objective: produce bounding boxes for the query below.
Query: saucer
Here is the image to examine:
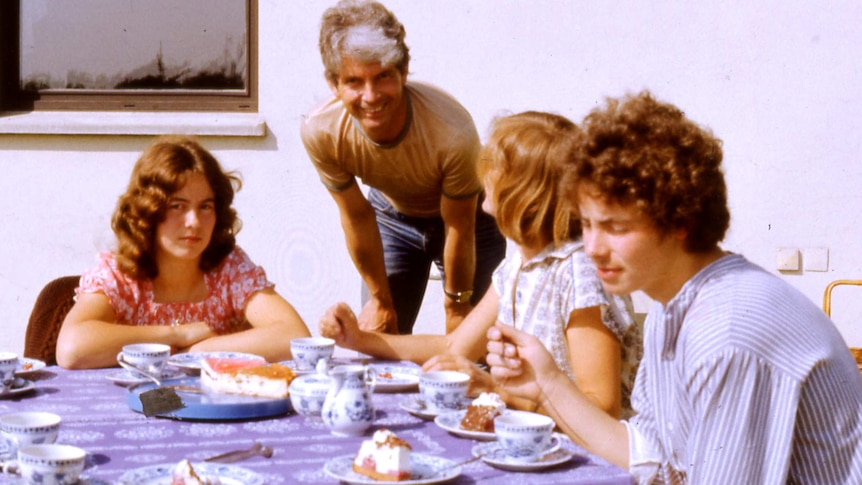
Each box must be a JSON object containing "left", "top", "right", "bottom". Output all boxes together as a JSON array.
[
  {"left": 15, "top": 357, "right": 46, "bottom": 376},
  {"left": 399, "top": 396, "right": 470, "bottom": 420},
  {"left": 324, "top": 453, "right": 460, "bottom": 484},
  {"left": 471, "top": 434, "right": 574, "bottom": 471},
  {"left": 369, "top": 363, "right": 420, "bottom": 393},
  {"left": 278, "top": 359, "right": 317, "bottom": 375},
  {"left": 0, "top": 378, "right": 36, "bottom": 399},
  {"left": 106, "top": 367, "right": 186, "bottom": 386},
  {"left": 434, "top": 409, "right": 514, "bottom": 441},
  {"left": 119, "top": 462, "right": 263, "bottom": 485}
]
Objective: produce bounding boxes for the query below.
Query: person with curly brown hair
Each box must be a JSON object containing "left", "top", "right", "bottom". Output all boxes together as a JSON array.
[
  {"left": 56, "top": 136, "right": 310, "bottom": 369},
  {"left": 486, "top": 92, "right": 862, "bottom": 483}
]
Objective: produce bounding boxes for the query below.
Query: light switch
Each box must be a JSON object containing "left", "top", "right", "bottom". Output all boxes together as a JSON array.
[
  {"left": 777, "top": 247, "right": 800, "bottom": 271},
  {"left": 803, "top": 247, "right": 829, "bottom": 272}
]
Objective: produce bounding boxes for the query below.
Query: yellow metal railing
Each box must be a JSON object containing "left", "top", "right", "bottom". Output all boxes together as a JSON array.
[
  {"left": 822, "top": 279, "right": 862, "bottom": 371},
  {"left": 822, "top": 279, "right": 862, "bottom": 317}
]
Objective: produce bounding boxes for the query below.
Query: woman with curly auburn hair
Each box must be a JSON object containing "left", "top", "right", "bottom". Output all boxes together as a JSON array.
[
  {"left": 486, "top": 92, "right": 862, "bottom": 484},
  {"left": 56, "top": 136, "right": 311, "bottom": 370},
  {"left": 319, "top": 112, "right": 642, "bottom": 418}
]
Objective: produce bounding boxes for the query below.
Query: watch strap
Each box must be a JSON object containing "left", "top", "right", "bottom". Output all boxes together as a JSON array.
[{"left": 444, "top": 288, "right": 473, "bottom": 304}]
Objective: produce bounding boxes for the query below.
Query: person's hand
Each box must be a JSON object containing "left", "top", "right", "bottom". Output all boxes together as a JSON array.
[
  {"left": 175, "top": 321, "right": 217, "bottom": 352},
  {"left": 485, "top": 323, "right": 560, "bottom": 403},
  {"left": 358, "top": 298, "right": 398, "bottom": 333},
  {"left": 423, "top": 353, "right": 495, "bottom": 397},
  {"left": 319, "top": 302, "right": 362, "bottom": 348}
]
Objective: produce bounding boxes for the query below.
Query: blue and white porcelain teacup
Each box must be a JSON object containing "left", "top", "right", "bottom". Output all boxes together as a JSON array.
[
  {"left": 116, "top": 343, "right": 170, "bottom": 379},
  {"left": 290, "top": 337, "right": 335, "bottom": 372},
  {"left": 0, "top": 352, "right": 18, "bottom": 393},
  {"left": 0, "top": 411, "right": 62, "bottom": 459},
  {"left": 494, "top": 410, "right": 558, "bottom": 463},
  {"left": 419, "top": 370, "right": 469, "bottom": 414},
  {"left": 17, "top": 444, "right": 86, "bottom": 485}
]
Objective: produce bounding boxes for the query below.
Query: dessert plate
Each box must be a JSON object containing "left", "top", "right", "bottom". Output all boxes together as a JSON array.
[
  {"left": 15, "top": 357, "right": 46, "bottom": 376},
  {"left": 118, "top": 462, "right": 263, "bottom": 485},
  {"left": 126, "top": 377, "right": 291, "bottom": 420},
  {"left": 324, "top": 453, "right": 461, "bottom": 484},
  {"left": 369, "top": 363, "right": 420, "bottom": 393},
  {"left": 399, "top": 396, "right": 470, "bottom": 420},
  {"left": 434, "top": 409, "right": 512, "bottom": 441},
  {"left": 0, "top": 378, "right": 36, "bottom": 399},
  {"left": 106, "top": 367, "right": 187, "bottom": 386},
  {"left": 167, "top": 352, "right": 264, "bottom": 373},
  {"left": 471, "top": 434, "right": 574, "bottom": 472}
]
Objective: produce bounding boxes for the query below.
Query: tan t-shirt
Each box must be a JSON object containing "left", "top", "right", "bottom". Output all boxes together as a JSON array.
[{"left": 300, "top": 81, "right": 482, "bottom": 218}]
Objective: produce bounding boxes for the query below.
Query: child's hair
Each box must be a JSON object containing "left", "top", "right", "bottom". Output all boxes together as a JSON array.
[
  {"left": 477, "top": 111, "right": 581, "bottom": 248},
  {"left": 112, "top": 136, "right": 242, "bottom": 279},
  {"left": 561, "top": 91, "right": 729, "bottom": 252}
]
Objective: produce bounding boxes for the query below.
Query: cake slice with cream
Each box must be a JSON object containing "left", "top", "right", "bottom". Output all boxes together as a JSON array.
[
  {"left": 200, "top": 356, "right": 296, "bottom": 398},
  {"left": 460, "top": 392, "right": 506, "bottom": 432},
  {"left": 353, "top": 428, "right": 412, "bottom": 481}
]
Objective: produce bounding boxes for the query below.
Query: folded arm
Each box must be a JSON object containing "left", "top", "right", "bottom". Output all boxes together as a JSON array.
[
  {"left": 56, "top": 292, "right": 215, "bottom": 369},
  {"left": 185, "top": 287, "right": 310, "bottom": 361}
]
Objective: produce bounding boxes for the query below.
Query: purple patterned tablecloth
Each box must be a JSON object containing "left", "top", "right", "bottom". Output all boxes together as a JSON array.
[{"left": 0, "top": 364, "right": 633, "bottom": 484}]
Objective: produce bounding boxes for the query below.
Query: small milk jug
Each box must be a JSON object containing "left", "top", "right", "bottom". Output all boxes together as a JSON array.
[{"left": 321, "top": 364, "right": 375, "bottom": 436}]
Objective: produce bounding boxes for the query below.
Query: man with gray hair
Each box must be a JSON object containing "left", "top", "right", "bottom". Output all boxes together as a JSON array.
[{"left": 301, "top": 0, "right": 506, "bottom": 335}]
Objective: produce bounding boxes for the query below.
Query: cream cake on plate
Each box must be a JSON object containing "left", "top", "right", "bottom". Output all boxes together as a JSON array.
[
  {"left": 171, "top": 459, "right": 221, "bottom": 485},
  {"left": 200, "top": 356, "right": 296, "bottom": 399},
  {"left": 353, "top": 428, "right": 412, "bottom": 481},
  {"left": 460, "top": 392, "right": 506, "bottom": 432}
]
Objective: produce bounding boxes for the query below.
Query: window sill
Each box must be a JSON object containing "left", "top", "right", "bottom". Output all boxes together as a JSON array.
[{"left": 0, "top": 111, "right": 266, "bottom": 137}]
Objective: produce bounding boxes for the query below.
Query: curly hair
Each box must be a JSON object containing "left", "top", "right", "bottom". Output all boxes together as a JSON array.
[
  {"left": 560, "top": 91, "right": 729, "bottom": 252},
  {"left": 319, "top": 0, "right": 410, "bottom": 85},
  {"left": 477, "top": 111, "right": 581, "bottom": 248},
  {"left": 111, "top": 136, "right": 242, "bottom": 280}
]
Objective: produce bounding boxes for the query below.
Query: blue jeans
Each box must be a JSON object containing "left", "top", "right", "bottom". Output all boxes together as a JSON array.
[{"left": 366, "top": 188, "right": 506, "bottom": 334}]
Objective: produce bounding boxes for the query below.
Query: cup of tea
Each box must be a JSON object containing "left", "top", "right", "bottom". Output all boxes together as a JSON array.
[
  {"left": 0, "top": 352, "right": 18, "bottom": 393},
  {"left": 1, "top": 411, "right": 61, "bottom": 459},
  {"left": 290, "top": 337, "right": 335, "bottom": 371},
  {"left": 17, "top": 444, "right": 86, "bottom": 485},
  {"left": 116, "top": 343, "right": 171, "bottom": 379},
  {"left": 494, "top": 410, "right": 558, "bottom": 463},
  {"left": 418, "top": 370, "right": 469, "bottom": 414}
]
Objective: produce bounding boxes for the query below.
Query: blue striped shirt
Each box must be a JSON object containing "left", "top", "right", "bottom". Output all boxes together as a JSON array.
[{"left": 625, "top": 254, "right": 862, "bottom": 484}]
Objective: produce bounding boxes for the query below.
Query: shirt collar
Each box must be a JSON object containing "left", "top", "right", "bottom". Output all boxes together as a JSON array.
[
  {"left": 518, "top": 240, "right": 584, "bottom": 270},
  {"left": 659, "top": 252, "right": 745, "bottom": 359}
]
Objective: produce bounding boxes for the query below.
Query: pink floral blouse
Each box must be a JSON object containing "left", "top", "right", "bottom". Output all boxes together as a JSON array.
[{"left": 76, "top": 246, "right": 272, "bottom": 334}]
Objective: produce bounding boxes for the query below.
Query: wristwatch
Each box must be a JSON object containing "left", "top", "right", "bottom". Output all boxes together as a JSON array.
[{"left": 444, "top": 288, "right": 473, "bottom": 304}]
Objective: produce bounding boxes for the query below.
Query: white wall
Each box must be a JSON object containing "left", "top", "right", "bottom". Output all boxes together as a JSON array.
[{"left": 1, "top": 0, "right": 861, "bottom": 355}]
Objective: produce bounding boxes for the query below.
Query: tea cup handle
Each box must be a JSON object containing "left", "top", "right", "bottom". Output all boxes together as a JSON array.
[
  {"left": 1, "top": 458, "right": 18, "bottom": 475},
  {"left": 543, "top": 434, "right": 562, "bottom": 456},
  {"left": 0, "top": 431, "right": 18, "bottom": 460}
]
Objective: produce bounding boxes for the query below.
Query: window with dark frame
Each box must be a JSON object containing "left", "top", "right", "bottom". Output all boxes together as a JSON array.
[{"left": 0, "top": 0, "right": 257, "bottom": 113}]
